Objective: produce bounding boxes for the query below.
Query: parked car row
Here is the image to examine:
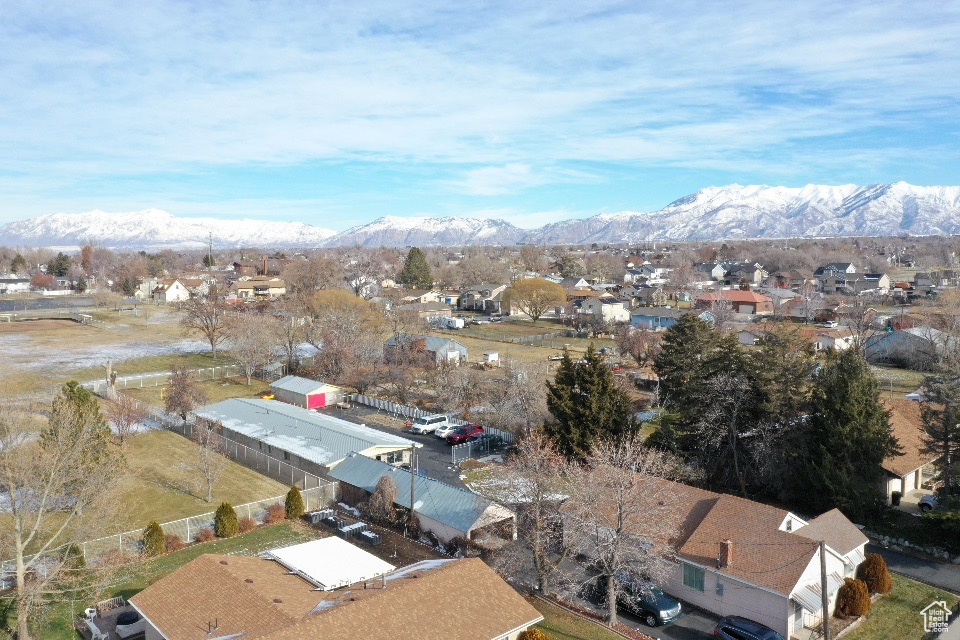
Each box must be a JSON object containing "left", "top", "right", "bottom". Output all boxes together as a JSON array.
[{"left": 404, "top": 414, "right": 504, "bottom": 448}]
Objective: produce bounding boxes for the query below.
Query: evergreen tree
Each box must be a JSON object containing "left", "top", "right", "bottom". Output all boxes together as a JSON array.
[
  {"left": 43, "top": 381, "right": 112, "bottom": 464},
  {"left": 142, "top": 521, "right": 166, "bottom": 557},
  {"left": 396, "top": 247, "right": 433, "bottom": 290},
  {"left": 47, "top": 251, "right": 71, "bottom": 277},
  {"left": 285, "top": 485, "right": 306, "bottom": 519},
  {"left": 544, "top": 345, "right": 637, "bottom": 460},
  {"left": 10, "top": 253, "right": 27, "bottom": 274},
  {"left": 920, "top": 354, "right": 960, "bottom": 494},
  {"left": 653, "top": 314, "right": 725, "bottom": 413},
  {"left": 788, "top": 349, "right": 901, "bottom": 519},
  {"left": 214, "top": 502, "right": 240, "bottom": 538},
  {"left": 751, "top": 326, "right": 816, "bottom": 427}
]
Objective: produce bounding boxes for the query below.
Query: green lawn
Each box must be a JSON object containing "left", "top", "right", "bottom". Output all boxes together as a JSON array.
[
  {"left": 119, "top": 375, "right": 269, "bottom": 408},
  {"left": 531, "top": 597, "right": 626, "bottom": 640},
  {"left": 28, "top": 521, "right": 323, "bottom": 640},
  {"left": 846, "top": 574, "right": 959, "bottom": 640},
  {"left": 115, "top": 428, "right": 288, "bottom": 529}
]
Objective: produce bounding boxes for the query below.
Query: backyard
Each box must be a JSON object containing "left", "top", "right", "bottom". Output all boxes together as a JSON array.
[{"left": 530, "top": 597, "right": 631, "bottom": 640}]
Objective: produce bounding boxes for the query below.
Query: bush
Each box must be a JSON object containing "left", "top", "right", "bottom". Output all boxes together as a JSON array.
[
  {"left": 214, "top": 502, "right": 240, "bottom": 538},
  {"left": 141, "top": 521, "right": 166, "bottom": 557},
  {"left": 834, "top": 578, "right": 871, "bottom": 618},
  {"left": 165, "top": 534, "right": 186, "bottom": 552},
  {"left": 856, "top": 553, "right": 893, "bottom": 594},
  {"left": 519, "top": 630, "right": 551, "bottom": 640},
  {"left": 264, "top": 502, "right": 286, "bottom": 524},
  {"left": 239, "top": 517, "right": 258, "bottom": 533},
  {"left": 285, "top": 485, "right": 306, "bottom": 520},
  {"left": 195, "top": 528, "right": 216, "bottom": 543}
]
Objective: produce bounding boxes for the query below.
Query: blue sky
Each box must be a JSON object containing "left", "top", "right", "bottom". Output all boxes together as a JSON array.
[{"left": 1, "top": 1, "right": 959, "bottom": 231}]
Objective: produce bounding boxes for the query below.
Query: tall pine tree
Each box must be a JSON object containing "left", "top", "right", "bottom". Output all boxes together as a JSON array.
[
  {"left": 920, "top": 353, "right": 960, "bottom": 495},
  {"left": 544, "top": 345, "right": 637, "bottom": 460},
  {"left": 788, "top": 349, "right": 901, "bottom": 519},
  {"left": 396, "top": 247, "right": 433, "bottom": 290}
]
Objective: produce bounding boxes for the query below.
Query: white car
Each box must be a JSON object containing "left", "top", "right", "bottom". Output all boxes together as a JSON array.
[
  {"left": 408, "top": 414, "right": 450, "bottom": 434},
  {"left": 435, "top": 423, "right": 459, "bottom": 439}
]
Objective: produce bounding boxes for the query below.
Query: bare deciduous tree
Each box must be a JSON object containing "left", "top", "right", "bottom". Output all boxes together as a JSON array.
[
  {"left": 0, "top": 389, "right": 124, "bottom": 639},
  {"left": 562, "top": 441, "right": 683, "bottom": 626},
  {"left": 616, "top": 326, "right": 662, "bottom": 369},
  {"left": 493, "top": 432, "right": 571, "bottom": 594},
  {"left": 106, "top": 392, "right": 148, "bottom": 445},
  {"left": 164, "top": 366, "right": 209, "bottom": 422},
  {"left": 194, "top": 420, "right": 226, "bottom": 503},
  {"left": 180, "top": 296, "right": 230, "bottom": 360},
  {"left": 364, "top": 475, "right": 398, "bottom": 524},
  {"left": 227, "top": 312, "right": 280, "bottom": 385}
]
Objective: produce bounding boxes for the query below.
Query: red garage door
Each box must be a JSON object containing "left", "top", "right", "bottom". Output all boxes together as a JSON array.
[{"left": 307, "top": 393, "right": 326, "bottom": 409}]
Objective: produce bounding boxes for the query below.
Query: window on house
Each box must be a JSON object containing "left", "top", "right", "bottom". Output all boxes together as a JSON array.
[
  {"left": 785, "top": 519, "right": 793, "bottom": 531},
  {"left": 258, "top": 442, "right": 262, "bottom": 451},
  {"left": 283, "top": 451, "right": 290, "bottom": 461},
  {"left": 716, "top": 579, "right": 724, "bottom": 597},
  {"left": 683, "top": 563, "right": 705, "bottom": 592}
]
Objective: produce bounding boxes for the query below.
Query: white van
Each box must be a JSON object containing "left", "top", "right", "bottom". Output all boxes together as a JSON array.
[{"left": 409, "top": 414, "right": 450, "bottom": 434}]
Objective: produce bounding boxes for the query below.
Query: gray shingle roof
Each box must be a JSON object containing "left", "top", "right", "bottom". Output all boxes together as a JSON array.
[
  {"left": 329, "top": 453, "right": 511, "bottom": 534},
  {"left": 194, "top": 399, "right": 417, "bottom": 467}
]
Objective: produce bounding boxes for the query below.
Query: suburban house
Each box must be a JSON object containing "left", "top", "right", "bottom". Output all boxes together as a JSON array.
[
  {"left": 558, "top": 277, "right": 591, "bottom": 291},
  {"left": 882, "top": 399, "right": 939, "bottom": 504},
  {"left": 724, "top": 262, "right": 768, "bottom": 286},
  {"left": 814, "top": 328, "right": 855, "bottom": 352},
  {"left": 330, "top": 453, "right": 516, "bottom": 544},
  {"left": 624, "top": 264, "right": 671, "bottom": 285},
  {"left": 130, "top": 541, "right": 542, "bottom": 640},
  {"left": 384, "top": 333, "right": 468, "bottom": 366},
  {"left": 579, "top": 297, "right": 631, "bottom": 324},
  {"left": 400, "top": 290, "right": 440, "bottom": 304},
  {"left": 151, "top": 279, "right": 193, "bottom": 304},
  {"left": 460, "top": 284, "right": 509, "bottom": 313},
  {"left": 0, "top": 277, "right": 31, "bottom": 294},
  {"left": 630, "top": 307, "right": 682, "bottom": 330},
  {"left": 193, "top": 398, "right": 420, "bottom": 475},
  {"left": 694, "top": 263, "right": 729, "bottom": 281},
  {"left": 437, "top": 290, "right": 461, "bottom": 306},
  {"left": 233, "top": 260, "right": 259, "bottom": 276},
  {"left": 270, "top": 375, "right": 347, "bottom": 409},
  {"left": 622, "top": 284, "right": 666, "bottom": 307},
  {"left": 814, "top": 263, "right": 857, "bottom": 291},
  {"left": 232, "top": 277, "right": 287, "bottom": 300},
  {"left": 568, "top": 478, "right": 868, "bottom": 639},
  {"left": 844, "top": 273, "right": 891, "bottom": 295},
  {"left": 767, "top": 270, "right": 810, "bottom": 289},
  {"left": 695, "top": 290, "right": 774, "bottom": 315}
]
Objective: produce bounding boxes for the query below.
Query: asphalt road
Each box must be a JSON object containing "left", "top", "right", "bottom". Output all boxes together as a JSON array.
[
  {"left": 0, "top": 295, "right": 95, "bottom": 312},
  {"left": 319, "top": 404, "right": 468, "bottom": 487},
  {"left": 867, "top": 543, "right": 960, "bottom": 594}
]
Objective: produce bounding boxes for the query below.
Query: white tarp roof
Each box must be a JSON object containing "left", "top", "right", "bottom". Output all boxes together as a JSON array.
[{"left": 266, "top": 537, "right": 395, "bottom": 591}]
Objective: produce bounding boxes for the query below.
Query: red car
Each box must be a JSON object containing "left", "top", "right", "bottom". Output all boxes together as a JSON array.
[{"left": 446, "top": 424, "right": 484, "bottom": 445}]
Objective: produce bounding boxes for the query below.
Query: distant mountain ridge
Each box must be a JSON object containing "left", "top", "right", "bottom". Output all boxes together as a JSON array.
[{"left": 1, "top": 182, "right": 959, "bottom": 250}]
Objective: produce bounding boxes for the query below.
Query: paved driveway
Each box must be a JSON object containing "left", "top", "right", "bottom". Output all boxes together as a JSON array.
[
  {"left": 318, "top": 404, "right": 467, "bottom": 487},
  {"left": 867, "top": 543, "right": 960, "bottom": 594},
  {"left": 573, "top": 587, "right": 719, "bottom": 640}
]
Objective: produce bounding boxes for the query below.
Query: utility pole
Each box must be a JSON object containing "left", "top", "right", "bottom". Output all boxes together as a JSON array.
[
  {"left": 820, "top": 540, "right": 831, "bottom": 640},
  {"left": 409, "top": 446, "right": 417, "bottom": 527}
]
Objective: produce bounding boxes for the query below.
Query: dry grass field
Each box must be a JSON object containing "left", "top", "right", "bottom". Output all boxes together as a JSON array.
[{"left": 121, "top": 376, "right": 271, "bottom": 408}]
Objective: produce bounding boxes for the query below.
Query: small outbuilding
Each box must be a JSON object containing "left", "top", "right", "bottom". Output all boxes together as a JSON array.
[{"left": 270, "top": 375, "right": 346, "bottom": 409}]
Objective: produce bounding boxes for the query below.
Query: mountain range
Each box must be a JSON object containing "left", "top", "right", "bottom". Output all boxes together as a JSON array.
[{"left": 1, "top": 182, "right": 959, "bottom": 250}]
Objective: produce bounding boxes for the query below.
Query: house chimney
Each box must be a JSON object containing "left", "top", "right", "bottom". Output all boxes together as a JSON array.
[{"left": 718, "top": 539, "right": 733, "bottom": 569}]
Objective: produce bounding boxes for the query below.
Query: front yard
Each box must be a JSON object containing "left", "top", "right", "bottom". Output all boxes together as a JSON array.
[
  {"left": 846, "top": 574, "right": 959, "bottom": 640},
  {"left": 531, "top": 597, "right": 631, "bottom": 640}
]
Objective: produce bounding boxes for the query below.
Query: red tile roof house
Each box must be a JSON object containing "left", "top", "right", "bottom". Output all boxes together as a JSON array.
[
  {"left": 695, "top": 290, "right": 775, "bottom": 315},
  {"left": 564, "top": 478, "right": 867, "bottom": 639},
  {"left": 130, "top": 540, "right": 543, "bottom": 640}
]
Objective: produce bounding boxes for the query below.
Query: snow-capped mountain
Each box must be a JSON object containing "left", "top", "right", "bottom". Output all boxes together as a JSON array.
[
  {"left": 1, "top": 183, "right": 958, "bottom": 249},
  {"left": 0, "top": 209, "right": 337, "bottom": 250},
  {"left": 324, "top": 215, "right": 527, "bottom": 247},
  {"left": 522, "top": 182, "right": 960, "bottom": 244}
]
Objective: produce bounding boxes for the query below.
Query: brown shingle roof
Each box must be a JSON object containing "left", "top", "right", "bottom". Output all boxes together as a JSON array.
[
  {"left": 882, "top": 399, "right": 936, "bottom": 477},
  {"left": 131, "top": 555, "right": 541, "bottom": 640},
  {"left": 677, "top": 495, "right": 818, "bottom": 596},
  {"left": 794, "top": 508, "right": 868, "bottom": 556}
]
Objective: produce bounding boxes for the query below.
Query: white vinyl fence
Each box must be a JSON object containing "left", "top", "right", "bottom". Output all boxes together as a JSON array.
[
  {"left": 0, "top": 484, "right": 336, "bottom": 586},
  {"left": 83, "top": 364, "right": 245, "bottom": 396}
]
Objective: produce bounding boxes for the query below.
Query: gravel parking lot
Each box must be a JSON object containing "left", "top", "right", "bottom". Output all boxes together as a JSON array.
[{"left": 318, "top": 404, "right": 468, "bottom": 487}]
